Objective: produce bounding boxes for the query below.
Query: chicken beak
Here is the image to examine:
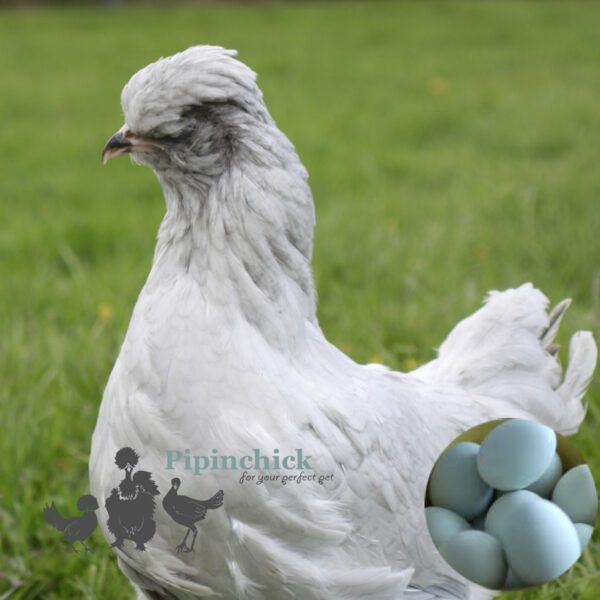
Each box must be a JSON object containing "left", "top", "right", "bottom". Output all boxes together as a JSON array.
[{"left": 102, "top": 125, "right": 133, "bottom": 164}]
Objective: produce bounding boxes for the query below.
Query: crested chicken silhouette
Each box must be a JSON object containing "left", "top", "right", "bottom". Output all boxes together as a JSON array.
[
  {"left": 105, "top": 447, "right": 160, "bottom": 551},
  {"left": 90, "top": 46, "right": 597, "bottom": 599}
]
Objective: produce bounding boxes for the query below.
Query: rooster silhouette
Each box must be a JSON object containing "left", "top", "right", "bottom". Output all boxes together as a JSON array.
[
  {"left": 43, "top": 494, "right": 99, "bottom": 552},
  {"left": 105, "top": 447, "right": 160, "bottom": 551}
]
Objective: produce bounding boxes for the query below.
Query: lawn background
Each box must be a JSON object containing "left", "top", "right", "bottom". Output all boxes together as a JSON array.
[{"left": 0, "top": 1, "right": 599, "bottom": 598}]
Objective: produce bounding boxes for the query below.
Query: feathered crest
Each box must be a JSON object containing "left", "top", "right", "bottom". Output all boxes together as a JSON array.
[
  {"left": 121, "top": 45, "right": 266, "bottom": 139},
  {"left": 114, "top": 447, "right": 139, "bottom": 470}
]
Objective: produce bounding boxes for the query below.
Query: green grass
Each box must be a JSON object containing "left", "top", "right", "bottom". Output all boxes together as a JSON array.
[{"left": 1, "top": 1, "right": 599, "bottom": 598}]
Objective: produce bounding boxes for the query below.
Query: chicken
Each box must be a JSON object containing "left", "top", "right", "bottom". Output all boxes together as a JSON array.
[
  {"left": 162, "top": 478, "right": 224, "bottom": 553},
  {"left": 43, "top": 494, "right": 98, "bottom": 552},
  {"left": 90, "top": 46, "right": 597, "bottom": 599},
  {"left": 105, "top": 447, "right": 160, "bottom": 551}
]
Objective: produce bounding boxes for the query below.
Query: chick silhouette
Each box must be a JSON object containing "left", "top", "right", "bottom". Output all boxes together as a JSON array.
[
  {"left": 162, "top": 478, "right": 224, "bottom": 552},
  {"left": 105, "top": 447, "right": 160, "bottom": 551},
  {"left": 43, "top": 494, "right": 99, "bottom": 552}
]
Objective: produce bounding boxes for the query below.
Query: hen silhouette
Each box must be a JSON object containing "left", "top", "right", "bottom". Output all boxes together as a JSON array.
[
  {"left": 162, "top": 478, "right": 224, "bottom": 553},
  {"left": 105, "top": 447, "right": 160, "bottom": 551},
  {"left": 43, "top": 494, "right": 98, "bottom": 552}
]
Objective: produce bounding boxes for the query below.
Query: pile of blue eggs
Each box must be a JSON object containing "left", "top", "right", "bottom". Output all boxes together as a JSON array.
[{"left": 425, "top": 419, "right": 598, "bottom": 590}]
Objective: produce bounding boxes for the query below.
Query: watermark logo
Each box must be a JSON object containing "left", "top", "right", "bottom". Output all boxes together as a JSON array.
[{"left": 44, "top": 445, "right": 333, "bottom": 555}]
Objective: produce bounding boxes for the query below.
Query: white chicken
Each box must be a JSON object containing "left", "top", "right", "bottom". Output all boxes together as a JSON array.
[{"left": 90, "top": 46, "right": 597, "bottom": 600}]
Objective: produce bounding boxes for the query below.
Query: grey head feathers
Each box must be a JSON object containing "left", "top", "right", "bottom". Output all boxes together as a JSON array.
[{"left": 121, "top": 46, "right": 270, "bottom": 139}]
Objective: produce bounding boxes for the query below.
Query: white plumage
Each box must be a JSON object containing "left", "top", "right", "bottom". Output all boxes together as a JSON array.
[{"left": 90, "top": 46, "right": 597, "bottom": 600}]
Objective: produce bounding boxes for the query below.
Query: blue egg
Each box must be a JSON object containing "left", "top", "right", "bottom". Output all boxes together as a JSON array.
[
  {"left": 502, "top": 495, "right": 581, "bottom": 585},
  {"left": 425, "top": 507, "right": 472, "bottom": 547},
  {"left": 573, "top": 523, "right": 594, "bottom": 551},
  {"left": 485, "top": 490, "right": 540, "bottom": 543},
  {"left": 552, "top": 464, "right": 598, "bottom": 526},
  {"left": 525, "top": 452, "right": 562, "bottom": 498},
  {"left": 439, "top": 530, "right": 507, "bottom": 589},
  {"left": 429, "top": 442, "right": 493, "bottom": 519},
  {"left": 477, "top": 419, "right": 557, "bottom": 491}
]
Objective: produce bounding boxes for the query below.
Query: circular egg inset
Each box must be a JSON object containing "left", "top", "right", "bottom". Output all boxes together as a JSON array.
[
  {"left": 425, "top": 418, "right": 597, "bottom": 591},
  {"left": 502, "top": 495, "right": 581, "bottom": 586},
  {"left": 425, "top": 507, "right": 471, "bottom": 547},
  {"left": 429, "top": 442, "right": 493, "bottom": 520},
  {"left": 552, "top": 464, "right": 598, "bottom": 526},
  {"left": 439, "top": 530, "right": 507, "bottom": 589},
  {"left": 477, "top": 419, "right": 557, "bottom": 491}
]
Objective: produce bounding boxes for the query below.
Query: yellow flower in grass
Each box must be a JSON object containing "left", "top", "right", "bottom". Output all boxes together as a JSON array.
[
  {"left": 97, "top": 303, "right": 114, "bottom": 321},
  {"left": 403, "top": 357, "right": 420, "bottom": 371},
  {"left": 369, "top": 354, "right": 385, "bottom": 365},
  {"left": 428, "top": 77, "right": 451, "bottom": 96}
]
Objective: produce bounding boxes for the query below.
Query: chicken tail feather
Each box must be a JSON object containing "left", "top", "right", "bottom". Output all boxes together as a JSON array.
[
  {"left": 557, "top": 330, "right": 597, "bottom": 434},
  {"left": 540, "top": 297, "right": 571, "bottom": 350},
  {"left": 205, "top": 490, "right": 224, "bottom": 510},
  {"left": 43, "top": 502, "right": 70, "bottom": 532}
]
